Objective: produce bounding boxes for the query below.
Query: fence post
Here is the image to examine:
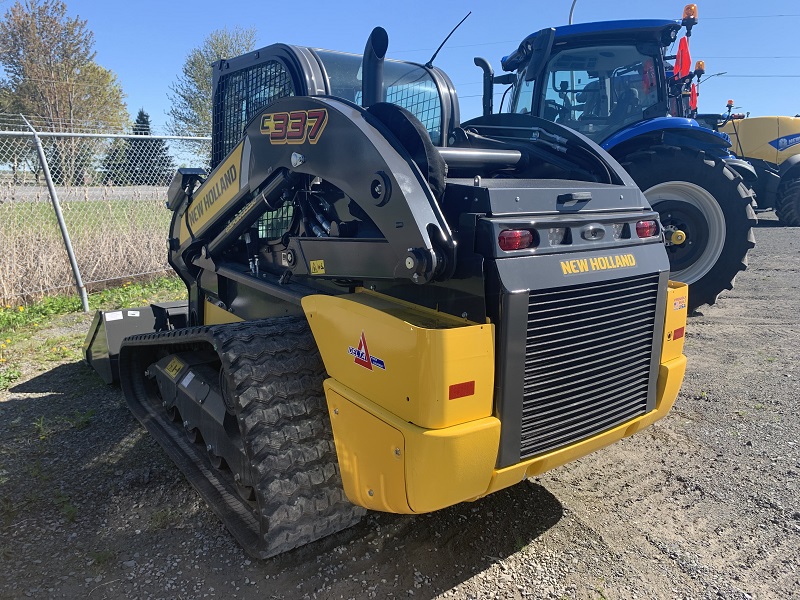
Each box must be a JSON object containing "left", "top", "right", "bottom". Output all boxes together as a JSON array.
[{"left": 20, "top": 115, "right": 90, "bottom": 313}]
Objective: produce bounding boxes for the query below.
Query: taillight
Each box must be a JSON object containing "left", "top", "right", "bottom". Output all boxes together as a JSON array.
[
  {"left": 498, "top": 229, "right": 533, "bottom": 251},
  {"left": 636, "top": 220, "right": 659, "bottom": 238}
]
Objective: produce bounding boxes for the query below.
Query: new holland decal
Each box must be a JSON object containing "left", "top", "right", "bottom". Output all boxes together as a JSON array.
[
  {"left": 260, "top": 108, "right": 328, "bottom": 145},
  {"left": 769, "top": 133, "right": 800, "bottom": 152},
  {"left": 560, "top": 253, "right": 637, "bottom": 275},
  {"left": 348, "top": 332, "right": 385, "bottom": 371},
  {"left": 179, "top": 143, "right": 243, "bottom": 244}
]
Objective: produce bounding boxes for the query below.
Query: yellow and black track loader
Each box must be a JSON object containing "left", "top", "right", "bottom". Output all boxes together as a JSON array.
[{"left": 84, "top": 28, "right": 688, "bottom": 558}]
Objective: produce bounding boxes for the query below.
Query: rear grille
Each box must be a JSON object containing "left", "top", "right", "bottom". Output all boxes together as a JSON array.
[{"left": 519, "top": 273, "right": 660, "bottom": 459}]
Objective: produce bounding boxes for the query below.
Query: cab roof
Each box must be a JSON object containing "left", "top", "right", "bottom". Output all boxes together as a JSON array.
[{"left": 502, "top": 19, "right": 681, "bottom": 72}]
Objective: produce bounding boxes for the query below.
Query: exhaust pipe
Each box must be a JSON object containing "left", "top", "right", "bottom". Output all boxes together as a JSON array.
[{"left": 362, "top": 27, "right": 388, "bottom": 108}]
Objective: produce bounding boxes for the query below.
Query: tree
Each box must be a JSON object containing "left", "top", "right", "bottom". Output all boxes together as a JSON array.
[
  {"left": 127, "top": 109, "right": 175, "bottom": 185},
  {"left": 0, "top": 1, "right": 127, "bottom": 130},
  {"left": 100, "top": 138, "right": 129, "bottom": 185},
  {"left": 102, "top": 110, "right": 175, "bottom": 186},
  {"left": 0, "top": 1, "right": 128, "bottom": 184},
  {"left": 167, "top": 26, "right": 257, "bottom": 138}
]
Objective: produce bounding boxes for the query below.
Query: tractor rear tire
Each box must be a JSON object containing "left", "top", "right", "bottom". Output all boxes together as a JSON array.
[
  {"left": 619, "top": 145, "right": 757, "bottom": 311},
  {"left": 775, "top": 178, "right": 800, "bottom": 226}
]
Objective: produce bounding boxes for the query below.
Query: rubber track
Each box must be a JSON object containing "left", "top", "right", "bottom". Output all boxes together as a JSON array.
[{"left": 118, "top": 317, "right": 365, "bottom": 559}]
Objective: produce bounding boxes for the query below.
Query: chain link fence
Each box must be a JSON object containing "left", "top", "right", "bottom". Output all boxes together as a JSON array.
[{"left": 0, "top": 114, "right": 210, "bottom": 306}]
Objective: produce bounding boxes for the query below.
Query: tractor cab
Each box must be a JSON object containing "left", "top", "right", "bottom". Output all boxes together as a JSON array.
[{"left": 501, "top": 19, "right": 683, "bottom": 144}]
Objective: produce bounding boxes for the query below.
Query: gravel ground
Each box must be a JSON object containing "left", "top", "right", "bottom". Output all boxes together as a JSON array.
[{"left": 0, "top": 212, "right": 797, "bottom": 600}]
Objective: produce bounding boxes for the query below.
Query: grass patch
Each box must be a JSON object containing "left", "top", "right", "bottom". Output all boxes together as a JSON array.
[
  {"left": 0, "top": 276, "right": 185, "bottom": 335},
  {"left": 28, "top": 457, "right": 49, "bottom": 481},
  {"left": 54, "top": 491, "right": 78, "bottom": 523},
  {"left": 0, "top": 366, "right": 21, "bottom": 391},
  {"left": 0, "top": 276, "right": 185, "bottom": 387},
  {"left": 88, "top": 549, "right": 116, "bottom": 566},
  {"left": 32, "top": 416, "right": 50, "bottom": 441},
  {"left": 1, "top": 196, "right": 172, "bottom": 306},
  {"left": 150, "top": 507, "right": 180, "bottom": 530},
  {"left": 66, "top": 409, "right": 96, "bottom": 430}
]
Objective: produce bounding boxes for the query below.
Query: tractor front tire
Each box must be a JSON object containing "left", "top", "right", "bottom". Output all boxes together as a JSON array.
[
  {"left": 620, "top": 145, "right": 757, "bottom": 311},
  {"left": 775, "top": 178, "right": 800, "bottom": 226}
]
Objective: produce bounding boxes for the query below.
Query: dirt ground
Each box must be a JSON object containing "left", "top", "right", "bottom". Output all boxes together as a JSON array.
[{"left": 1, "top": 212, "right": 798, "bottom": 600}]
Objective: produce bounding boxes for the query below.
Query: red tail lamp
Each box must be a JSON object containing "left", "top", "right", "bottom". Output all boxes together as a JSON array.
[
  {"left": 636, "top": 220, "right": 659, "bottom": 238},
  {"left": 498, "top": 229, "right": 533, "bottom": 251}
]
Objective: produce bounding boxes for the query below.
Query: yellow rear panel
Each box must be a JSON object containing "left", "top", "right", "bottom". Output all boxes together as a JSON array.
[{"left": 303, "top": 291, "right": 494, "bottom": 429}]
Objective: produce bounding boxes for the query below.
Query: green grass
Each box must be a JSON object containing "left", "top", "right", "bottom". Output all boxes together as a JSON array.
[
  {"left": 150, "top": 507, "right": 180, "bottom": 530},
  {"left": 54, "top": 491, "right": 78, "bottom": 523},
  {"left": 0, "top": 276, "right": 185, "bottom": 390},
  {"left": 66, "top": 409, "right": 96, "bottom": 430},
  {"left": 0, "top": 366, "right": 21, "bottom": 390},
  {"left": 0, "top": 198, "right": 170, "bottom": 239},
  {"left": 0, "top": 276, "right": 185, "bottom": 335},
  {"left": 88, "top": 549, "right": 117, "bottom": 566}
]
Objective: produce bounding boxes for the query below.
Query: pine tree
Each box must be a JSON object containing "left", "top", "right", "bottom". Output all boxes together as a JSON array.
[
  {"left": 125, "top": 109, "right": 175, "bottom": 185},
  {"left": 101, "top": 139, "right": 129, "bottom": 185}
]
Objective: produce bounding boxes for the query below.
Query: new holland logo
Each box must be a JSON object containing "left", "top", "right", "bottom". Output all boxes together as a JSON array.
[
  {"left": 347, "top": 332, "right": 386, "bottom": 371},
  {"left": 769, "top": 134, "right": 800, "bottom": 152}
]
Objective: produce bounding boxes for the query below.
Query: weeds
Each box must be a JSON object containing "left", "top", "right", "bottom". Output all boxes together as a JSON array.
[
  {"left": 28, "top": 458, "right": 48, "bottom": 481},
  {"left": 0, "top": 276, "right": 185, "bottom": 336},
  {"left": 150, "top": 508, "right": 179, "bottom": 530},
  {"left": 67, "top": 409, "right": 96, "bottom": 430},
  {"left": 0, "top": 495, "right": 17, "bottom": 524},
  {"left": 54, "top": 492, "right": 78, "bottom": 523},
  {"left": 0, "top": 366, "right": 21, "bottom": 390},
  {"left": 32, "top": 416, "right": 50, "bottom": 441},
  {"left": 88, "top": 549, "right": 116, "bottom": 566}
]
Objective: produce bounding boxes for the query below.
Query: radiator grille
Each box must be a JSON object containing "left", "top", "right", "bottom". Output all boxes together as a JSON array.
[{"left": 520, "top": 273, "right": 660, "bottom": 459}]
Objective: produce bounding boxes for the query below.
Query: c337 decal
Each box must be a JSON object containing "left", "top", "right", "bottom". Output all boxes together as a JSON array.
[
  {"left": 260, "top": 109, "right": 328, "bottom": 145},
  {"left": 560, "top": 253, "right": 636, "bottom": 275}
]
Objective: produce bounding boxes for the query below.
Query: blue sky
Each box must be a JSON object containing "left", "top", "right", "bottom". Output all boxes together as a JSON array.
[{"left": 26, "top": 0, "right": 800, "bottom": 132}]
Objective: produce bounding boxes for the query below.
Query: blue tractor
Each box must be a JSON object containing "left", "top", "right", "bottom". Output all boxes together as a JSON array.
[{"left": 474, "top": 7, "right": 756, "bottom": 311}]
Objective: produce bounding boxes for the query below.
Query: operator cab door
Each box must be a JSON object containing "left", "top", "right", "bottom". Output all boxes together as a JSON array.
[{"left": 510, "top": 43, "right": 664, "bottom": 143}]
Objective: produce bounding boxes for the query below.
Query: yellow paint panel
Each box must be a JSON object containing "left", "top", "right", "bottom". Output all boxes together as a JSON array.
[
  {"left": 404, "top": 413, "right": 500, "bottom": 513},
  {"left": 325, "top": 379, "right": 500, "bottom": 514},
  {"left": 661, "top": 281, "right": 688, "bottom": 363},
  {"left": 721, "top": 117, "right": 780, "bottom": 164},
  {"left": 304, "top": 292, "right": 494, "bottom": 429},
  {"left": 203, "top": 299, "right": 244, "bottom": 325},
  {"left": 179, "top": 142, "right": 244, "bottom": 244},
  {"left": 326, "top": 384, "right": 410, "bottom": 513}
]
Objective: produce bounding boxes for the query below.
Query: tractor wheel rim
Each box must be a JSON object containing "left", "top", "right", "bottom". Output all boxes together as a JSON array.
[{"left": 644, "top": 181, "right": 726, "bottom": 285}]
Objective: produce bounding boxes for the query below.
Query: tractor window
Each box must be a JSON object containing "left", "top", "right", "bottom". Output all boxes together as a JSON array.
[
  {"left": 530, "top": 45, "right": 661, "bottom": 142},
  {"left": 314, "top": 50, "right": 443, "bottom": 145},
  {"left": 513, "top": 79, "right": 535, "bottom": 114}
]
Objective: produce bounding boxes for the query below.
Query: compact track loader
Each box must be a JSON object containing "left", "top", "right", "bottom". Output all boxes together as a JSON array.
[{"left": 84, "top": 28, "right": 688, "bottom": 558}]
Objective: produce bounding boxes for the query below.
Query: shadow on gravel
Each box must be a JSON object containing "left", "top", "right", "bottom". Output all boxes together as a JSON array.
[
  {"left": 260, "top": 481, "right": 564, "bottom": 598},
  {"left": 9, "top": 361, "right": 97, "bottom": 394},
  {"left": 2, "top": 361, "right": 563, "bottom": 598}
]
